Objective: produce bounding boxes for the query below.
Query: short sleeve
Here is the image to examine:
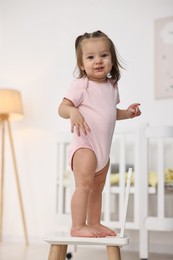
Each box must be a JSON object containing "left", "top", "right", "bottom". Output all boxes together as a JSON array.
[
  {"left": 64, "top": 79, "right": 84, "bottom": 107},
  {"left": 116, "top": 84, "right": 120, "bottom": 105},
  {"left": 113, "top": 81, "right": 120, "bottom": 105}
]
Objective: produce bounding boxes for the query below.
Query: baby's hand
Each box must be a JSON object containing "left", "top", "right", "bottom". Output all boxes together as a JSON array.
[
  {"left": 126, "top": 103, "right": 141, "bottom": 118},
  {"left": 70, "top": 107, "right": 90, "bottom": 136}
]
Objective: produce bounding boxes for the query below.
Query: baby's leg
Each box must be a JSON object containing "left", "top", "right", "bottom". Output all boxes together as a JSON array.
[
  {"left": 87, "top": 161, "right": 116, "bottom": 236},
  {"left": 70, "top": 148, "right": 105, "bottom": 237}
]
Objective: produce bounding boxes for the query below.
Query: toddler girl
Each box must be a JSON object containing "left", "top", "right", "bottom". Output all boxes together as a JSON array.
[{"left": 58, "top": 30, "right": 141, "bottom": 238}]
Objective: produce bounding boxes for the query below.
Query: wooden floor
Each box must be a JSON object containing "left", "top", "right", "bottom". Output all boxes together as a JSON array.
[{"left": 0, "top": 242, "right": 173, "bottom": 260}]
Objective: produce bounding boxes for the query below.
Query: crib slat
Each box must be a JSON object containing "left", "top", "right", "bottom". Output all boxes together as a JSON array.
[
  {"left": 119, "top": 134, "right": 126, "bottom": 221},
  {"left": 138, "top": 123, "right": 149, "bottom": 260},
  {"left": 120, "top": 168, "right": 132, "bottom": 237},
  {"left": 57, "top": 142, "right": 66, "bottom": 214},
  {"left": 157, "top": 138, "right": 165, "bottom": 218}
]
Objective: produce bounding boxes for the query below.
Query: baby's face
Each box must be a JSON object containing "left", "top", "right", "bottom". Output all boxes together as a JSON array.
[{"left": 80, "top": 37, "right": 113, "bottom": 83}]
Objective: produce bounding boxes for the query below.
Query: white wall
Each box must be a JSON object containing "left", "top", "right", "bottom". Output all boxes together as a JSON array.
[{"left": 0, "top": 0, "right": 173, "bottom": 250}]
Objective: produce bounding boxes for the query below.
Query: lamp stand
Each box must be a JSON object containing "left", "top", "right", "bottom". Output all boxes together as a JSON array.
[{"left": 0, "top": 115, "right": 28, "bottom": 245}]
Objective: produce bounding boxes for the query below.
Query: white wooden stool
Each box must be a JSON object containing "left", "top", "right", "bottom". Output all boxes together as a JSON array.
[{"left": 44, "top": 168, "right": 132, "bottom": 260}]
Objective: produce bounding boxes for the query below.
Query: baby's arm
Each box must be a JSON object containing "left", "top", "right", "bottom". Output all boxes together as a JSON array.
[
  {"left": 117, "top": 103, "right": 141, "bottom": 120},
  {"left": 58, "top": 98, "right": 90, "bottom": 136}
]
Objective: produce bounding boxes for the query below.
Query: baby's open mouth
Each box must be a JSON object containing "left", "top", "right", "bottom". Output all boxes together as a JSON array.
[{"left": 95, "top": 67, "right": 104, "bottom": 71}]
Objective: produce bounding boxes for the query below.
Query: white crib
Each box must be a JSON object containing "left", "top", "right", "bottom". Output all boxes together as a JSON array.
[{"left": 55, "top": 123, "right": 173, "bottom": 259}]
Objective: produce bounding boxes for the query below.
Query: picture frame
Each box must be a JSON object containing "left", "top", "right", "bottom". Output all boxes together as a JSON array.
[{"left": 154, "top": 16, "right": 173, "bottom": 99}]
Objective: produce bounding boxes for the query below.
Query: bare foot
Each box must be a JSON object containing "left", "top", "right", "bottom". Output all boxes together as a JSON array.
[
  {"left": 70, "top": 225, "right": 106, "bottom": 238},
  {"left": 88, "top": 223, "right": 116, "bottom": 236}
]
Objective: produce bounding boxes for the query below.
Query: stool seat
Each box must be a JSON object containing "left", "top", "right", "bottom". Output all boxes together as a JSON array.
[
  {"left": 44, "top": 231, "right": 129, "bottom": 246},
  {"left": 44, "top": 231, "right": 129, "bottom": 260}
]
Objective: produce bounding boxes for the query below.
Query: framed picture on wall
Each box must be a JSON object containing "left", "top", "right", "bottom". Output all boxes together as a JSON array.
[{"left": 154, "top": 16, "right": 173, "bottom": 99}]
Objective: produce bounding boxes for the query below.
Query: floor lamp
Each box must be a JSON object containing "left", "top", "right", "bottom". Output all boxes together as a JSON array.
[{"left": 0, "top": 89, "right": 28, "bottom": 245}]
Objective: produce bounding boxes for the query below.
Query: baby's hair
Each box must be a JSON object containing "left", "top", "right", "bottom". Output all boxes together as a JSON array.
[{"left": 74, "top": 30, "right": 123, "bottom": 81}]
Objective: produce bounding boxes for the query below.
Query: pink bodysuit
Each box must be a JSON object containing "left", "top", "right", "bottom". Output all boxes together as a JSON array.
[{"left": 65, "top": 76, "right": 120, "bottom": 172}]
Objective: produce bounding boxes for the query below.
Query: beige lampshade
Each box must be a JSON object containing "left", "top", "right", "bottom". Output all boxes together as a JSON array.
[{"left": 0, "top": 89, "right": 24, "bottom": 120}]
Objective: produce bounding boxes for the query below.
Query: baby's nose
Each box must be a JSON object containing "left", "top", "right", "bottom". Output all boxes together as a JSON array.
[{"left": 95, "top": 56, "right": 102, "bottom": 63}]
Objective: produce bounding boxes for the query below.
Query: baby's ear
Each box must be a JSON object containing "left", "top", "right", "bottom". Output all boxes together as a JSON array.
[{"left": 80, "top": 65, "right": 85, "bottom": 71}]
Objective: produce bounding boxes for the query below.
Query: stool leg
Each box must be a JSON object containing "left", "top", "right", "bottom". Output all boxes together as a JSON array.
[
  {"left": 48, "top": 244, "right": 68, "bottom": 260},
  {"left": 106, "top": 246, "right": 121, "bottom": 260}
]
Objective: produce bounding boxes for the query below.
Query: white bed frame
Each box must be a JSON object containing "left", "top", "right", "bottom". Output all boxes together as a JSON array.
[{"left": 55, "top": 123, "right": 173, "bottom": 259}]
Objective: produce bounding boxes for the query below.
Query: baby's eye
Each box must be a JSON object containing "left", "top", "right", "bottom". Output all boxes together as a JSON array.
[
  {"left": 87, "top": 55, "right": 94, "bottom": 60},
  {"left": 101, "top": 53, "right": 109, "bottom": 58}
]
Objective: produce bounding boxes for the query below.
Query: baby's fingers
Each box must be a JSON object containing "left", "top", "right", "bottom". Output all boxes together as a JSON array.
[
  {"left": 71, "top": 123, "right": 74, "bottom": 133},
  {"left": 128, "top": 103, "right": 141, "bottom": 117},
  {"left": 77, "top": 121, "right": 91, "bottom": 136},
  {"left": 83, "top": 121, "right": 91, "bottom": 135},
  {"left": 135, "top": 106, "right": 141, "bottom": 116},
  {"left": 71, "top": 121, "right": 90, "bottom": 136}
]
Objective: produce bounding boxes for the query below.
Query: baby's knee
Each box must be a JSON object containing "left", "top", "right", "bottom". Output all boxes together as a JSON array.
[{"left": 77, "top": 180, "right": 93, "bottom": 193}]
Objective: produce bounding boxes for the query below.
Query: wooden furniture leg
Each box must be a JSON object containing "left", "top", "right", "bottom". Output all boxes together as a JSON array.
[
  {"left": 0, "top": 116, "right": 28, "bottom": 245},
  {"left": 107, "top": 246, "right": 121, "bottom": 260},
  {"left": 7, "top": 119, "right": 29, "bottom": 245},
  {"left": 0, "top": 120, "right": 5, "bottom": 241},
  {"left": 48, "top": 245, "right": 68, "bottom": 260}
]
